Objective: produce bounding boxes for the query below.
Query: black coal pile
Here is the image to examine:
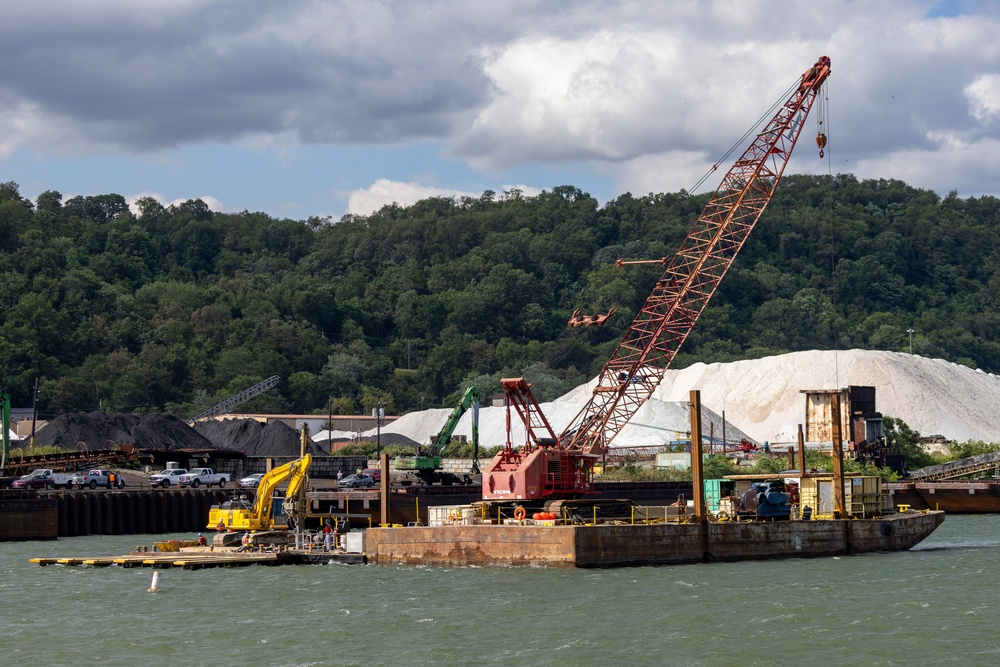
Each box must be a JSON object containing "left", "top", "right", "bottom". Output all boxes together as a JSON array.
[
  {"left": 35, "top": 413, "right": 216, "bottom": 451},
  {"left": 193, "top": 418, "right": 262, "bottom": 453},
  {"left": 366, "top": 432, "right": 420, "bottom": 449},
  {"left": 193, "top": 418, "right": 327, "bottom": 456}
]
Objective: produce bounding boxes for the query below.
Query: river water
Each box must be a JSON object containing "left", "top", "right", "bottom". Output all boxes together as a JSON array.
[{"left": 2, "top": 514, "right": 998, "bottom": 667}]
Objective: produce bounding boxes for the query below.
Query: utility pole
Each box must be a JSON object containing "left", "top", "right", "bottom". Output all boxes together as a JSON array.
[
  {"left": 29, "top": 377, "right": 39, "bottom": 450},
  {"left": 328, "top": 396, "right": 333, "bottom": 447},
  {"left": 2, "top": 391, "right": 11, "bottom": 470},
  {"left": 907, "top": 328, "right": 915, "bottom": 355},
  {"left": 373, "top": 401, "right": 385, "bottom": 459}
]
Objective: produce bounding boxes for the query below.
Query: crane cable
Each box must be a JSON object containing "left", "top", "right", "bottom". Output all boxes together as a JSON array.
[
  {"left": 544, "top": 77, "right": 804, "bottom": 377},
  {"left": 820, "top": 77, "right": 841, "bottom": 389},
  {"left": 534, "top": 73, "right": 817, "bottom": 380},
  {"left": 689, "top": 78, "right": 801, "bottom": 194}
]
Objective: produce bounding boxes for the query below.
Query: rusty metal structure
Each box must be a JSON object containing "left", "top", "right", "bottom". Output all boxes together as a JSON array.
[
  {"left": 2, "top": 444, "right": 138, "bottom": 478},
  {"left": 483, "top": 56, "right": 832, "bottom": 503}
]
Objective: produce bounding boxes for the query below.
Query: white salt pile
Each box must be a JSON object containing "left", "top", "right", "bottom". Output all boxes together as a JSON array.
[
  {"left": 653, "top": 349, "right": 1000, "bottom": 444},
  {"left": 364, "top": 390, "right": 754, "bottom": 449},
  {"left": 369, "top": 349, "right": 1000, "bottom": 448}
]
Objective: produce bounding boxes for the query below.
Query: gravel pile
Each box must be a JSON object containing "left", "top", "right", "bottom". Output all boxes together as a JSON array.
[
  {"left": 193, "top": 418, "right": 262, "bottom": 453},
  {"left": 35, "top": 413, "right": 214, "bottom": 451},
  {"left": 194, "top": 418, "right": 326, "bottom": 456}
]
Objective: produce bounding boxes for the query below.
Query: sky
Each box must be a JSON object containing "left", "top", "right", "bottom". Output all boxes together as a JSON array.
[{"left": 3, "top": 0, "right": 1000, "bottom": 222}]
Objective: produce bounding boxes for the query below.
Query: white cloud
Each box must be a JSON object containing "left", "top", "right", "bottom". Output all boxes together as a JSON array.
[
  {"left": 126, "top": 192, "right": 224, "bottom": 215},
  {"left": 8, "top": 1, "right": 1000, "bottom": 213},
  {"left": 609, "top": 150, "right": 716, "bottom": 198},
  {"left": 966, "top": 74, "right": 1000, "bottom": 123},
  {"left": 854, "top": 135, "right": 1000, "bottom": 197},
  {"left": 346, "top": 179, "right": 477, "bottom": 216},
  {"left": 345, "top": 179, "right": 547, "bottom": 217}
]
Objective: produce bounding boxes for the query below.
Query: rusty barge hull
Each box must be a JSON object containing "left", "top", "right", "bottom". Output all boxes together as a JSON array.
[
  {"left": 888, "top": 481, "right": 1000, "bottom": 513},
  {"left": 365, "top": 510, "right": 944, "bottom": 568}
]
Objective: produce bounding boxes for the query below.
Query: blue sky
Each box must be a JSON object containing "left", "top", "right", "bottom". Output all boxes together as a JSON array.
[{"left": 4, "top": 0, "right": 1000, "bottom": 221}]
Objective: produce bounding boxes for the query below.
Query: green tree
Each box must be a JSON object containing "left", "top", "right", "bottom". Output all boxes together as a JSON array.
[{"left": 884, "top": 416, "right": 932, "bottom": 469}]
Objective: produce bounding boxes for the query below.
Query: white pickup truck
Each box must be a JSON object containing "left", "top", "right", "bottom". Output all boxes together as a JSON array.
[
  {"left": 150, "top": 469, "right": 188, "bottom": 488},
  {"left": 177, "top": 468, "right": 229, "bottom": 488}
]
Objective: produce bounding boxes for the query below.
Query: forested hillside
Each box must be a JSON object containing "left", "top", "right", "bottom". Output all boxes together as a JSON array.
[{"left": 2, "top": 174, "right": 998, "bottom": 418}]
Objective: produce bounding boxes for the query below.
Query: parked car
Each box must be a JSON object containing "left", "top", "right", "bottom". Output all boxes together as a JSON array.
[
  {"left": 239, "top": 473, "right": 265, "bottom": 489},
  {"left": 339, "top": 473, "right": 375, "bottom": 489},
  {"left": 11, "top": 469, "right": 76, "bottom": 489},
  {"left": 150, "top": 469, "right": 188, "bottom": 488},
  {"left": 79, "top": 469, "right": 126, "bottom": 489},
  {"left": 362, "top": 468, "right": 382, "bottom": 483}
]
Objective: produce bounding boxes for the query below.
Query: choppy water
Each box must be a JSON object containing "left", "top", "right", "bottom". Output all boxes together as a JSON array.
[{"left": 2, "top": 515, "right": 999, "bottom": 667}]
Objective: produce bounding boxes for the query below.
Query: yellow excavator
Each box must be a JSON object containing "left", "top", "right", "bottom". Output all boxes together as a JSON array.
[{"left": 207, "top": 453, "right": 312, "bottom": 546}]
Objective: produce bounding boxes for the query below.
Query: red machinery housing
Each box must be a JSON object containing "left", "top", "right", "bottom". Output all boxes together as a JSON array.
[
  {"left": 483, "top": 56, "right": 832, "bottom": 503},
  {"left": 484, "top": 378, "right": 596, "bottom": 501}
]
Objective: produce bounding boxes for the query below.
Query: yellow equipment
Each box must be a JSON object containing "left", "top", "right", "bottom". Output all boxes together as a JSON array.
[{"left": 207, "top": 454, "right": 312, "bottom": 532}]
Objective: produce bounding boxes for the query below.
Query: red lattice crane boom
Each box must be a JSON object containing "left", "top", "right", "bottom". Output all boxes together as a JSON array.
[
  {"left": 562, "top": 56, "right": 831, "bottom": 457},
  {"left": 483, "top": 56, "right": 831, "bottom": 502}
]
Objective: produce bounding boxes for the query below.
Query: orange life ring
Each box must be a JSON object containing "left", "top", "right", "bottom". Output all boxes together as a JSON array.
[{"left": 513, "top": 506, "right": 527, "bottom": 521}]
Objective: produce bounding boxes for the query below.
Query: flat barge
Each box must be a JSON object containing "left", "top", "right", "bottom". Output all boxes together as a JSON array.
[
  {"left": 365, "top": 509, "right": 944, "bottom": 568},
  {"left": 887, "top": 480, "right": 1000, "bottom": 513},
  {"left": 31, "top": 546, "right": 367, "bottom": 569}
]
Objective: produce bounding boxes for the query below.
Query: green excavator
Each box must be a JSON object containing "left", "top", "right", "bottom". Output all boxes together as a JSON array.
[{"left": 394, "top": 386, "right": 480, "bottom": 486}]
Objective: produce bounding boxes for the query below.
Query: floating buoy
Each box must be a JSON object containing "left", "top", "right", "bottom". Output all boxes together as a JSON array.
[{"left": 148, "top": 571, "right": 161, "bottom": 593}]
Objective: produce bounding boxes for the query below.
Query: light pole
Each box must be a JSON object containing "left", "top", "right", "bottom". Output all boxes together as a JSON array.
[
  {"left": 327, "top": 396, "right": 333, "bottom": 447},
  {"left": 907, "top": 328, "right": 914, "bottom": 355},
  {"left": 373, "top": 401, "right": 385, "bottom": 459},
  {"left": 29, "top": 377, "right": 39, "bottom": 450}
]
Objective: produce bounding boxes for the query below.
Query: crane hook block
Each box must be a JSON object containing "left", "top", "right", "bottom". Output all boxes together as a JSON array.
[{"left": 816, "top": 132, "right": 827, "bottom": 158}]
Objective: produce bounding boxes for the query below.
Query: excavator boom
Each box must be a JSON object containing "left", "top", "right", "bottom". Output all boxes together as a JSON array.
[
  {"left": 396, "top": 387, "right": 480, "bottom": 479},
  {"left": 431, "top": 386, "right": 481, "bottom": 458},
  {"left": 208, "top": 454, "right": 312, "bottom": 531}
]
